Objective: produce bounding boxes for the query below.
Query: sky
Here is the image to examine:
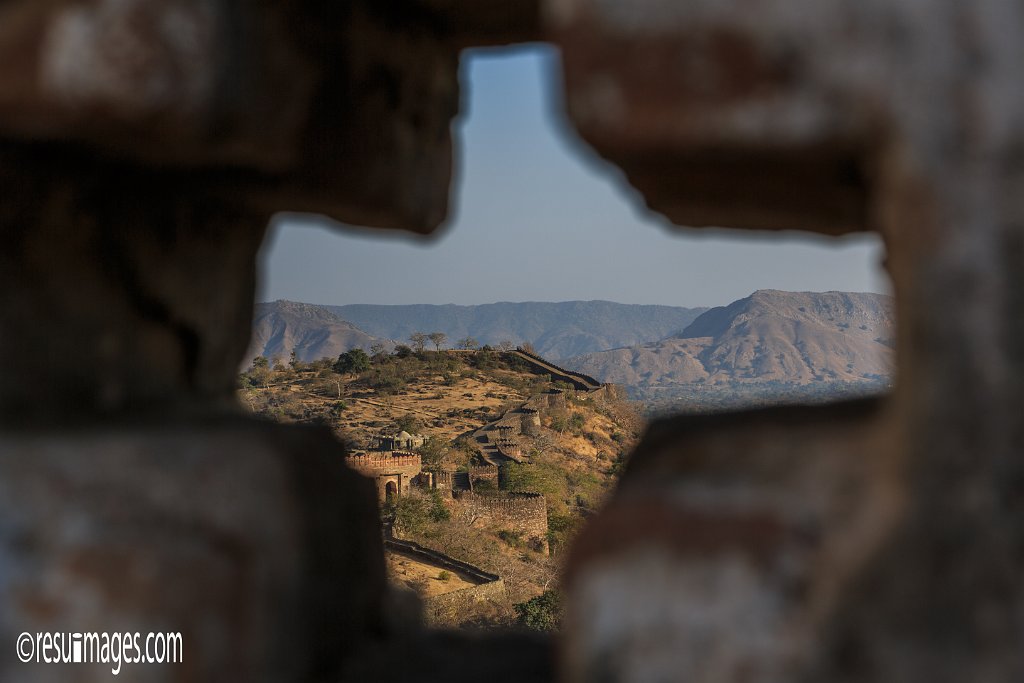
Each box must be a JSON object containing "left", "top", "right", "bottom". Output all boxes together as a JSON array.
[{"left": 258, "top": 45, "right": 889, "bottom": 309}]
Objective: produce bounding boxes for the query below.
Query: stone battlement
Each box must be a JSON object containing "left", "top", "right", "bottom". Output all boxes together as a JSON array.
[
  {"left": 346, "top": 452, "right": 421, "bottom": 473},
  {"left": 511, "top": 348, "right": 601, "bottom": 390}
]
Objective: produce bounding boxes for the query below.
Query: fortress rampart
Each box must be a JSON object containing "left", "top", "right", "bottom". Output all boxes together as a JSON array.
[
  {"left": 455, "top": 492, "right": 549, "bottom": 555},
  {"left": 510, "top": 348, "right": 601, "bottom": 390},
  {"left": 384, "top": 537, "right": 506, "bottom": 627},
  {"left": 346, "top": 452, "right": 421, "bottom": 474},
  {"left": 347, "top": 452, "right": 423, "bottom": 501},
  {"left": 468, "top": 464, "right": 499, "bottom": 489}
]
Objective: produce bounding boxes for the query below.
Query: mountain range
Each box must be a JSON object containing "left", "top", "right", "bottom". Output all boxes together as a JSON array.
[
  {"left": 245, "top": 300, "right": 393, "bottom": 366},
  {"left": 562, "top": 290, "right": 894, "bottom": 398},
  {"left": 247, "top": 292, "right": 895, "bottom": 405},
  {"left": 325, "top": 301, "right": 708, "bottom": 360}
]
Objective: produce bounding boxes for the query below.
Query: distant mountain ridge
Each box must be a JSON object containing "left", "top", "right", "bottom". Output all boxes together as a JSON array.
[
  {"left": 325, "top": 301, "right": 709, "bottom": 359},
  {"left": 245, "top": 300, "right": 393, "bottom": 365},
  {"left": 563, "top": 290, "right": 894, "bottom": 396}
]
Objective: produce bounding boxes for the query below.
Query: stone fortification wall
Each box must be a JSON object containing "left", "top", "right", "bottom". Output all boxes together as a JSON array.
[
  {"left": 421, "top": 578, "right": 507, "bottom": 627},
  {"left": 433, "top": 470, "right": 454, "bottom": 498},
  {"left": 495, "top": 439, "right": 522, "bottom": 461},
  {"left": 346, "top": 452, "right": 422, "bottom": 478},
  {"left": 468, "top": 465, "right": 499, "bottom": 489},
  {"left": 455, "top": 492, "right": 549, "bottom": 555},
  {"left": 384, "top": 538, "right": 499, "bottom": 584},
  {"left": 384, "top": 538, "right": 506, "bottom": 627},
  {"left": 545, "top": 389, "right": 567, "bottom": 409},
  {"left": 509, "top": 348, "right": 601, "bottom": 390}
]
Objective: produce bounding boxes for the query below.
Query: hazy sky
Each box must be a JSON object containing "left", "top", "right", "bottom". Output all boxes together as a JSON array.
[{"left": 259, "top": 45, "right": 889, "bottom": 309}]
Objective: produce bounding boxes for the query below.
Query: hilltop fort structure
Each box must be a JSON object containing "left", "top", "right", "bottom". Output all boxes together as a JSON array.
[{"left": 346, "top": 451, "right": 426, "bottom": 501}]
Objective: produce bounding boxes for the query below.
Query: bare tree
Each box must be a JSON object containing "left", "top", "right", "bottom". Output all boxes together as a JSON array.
[
  {"left": 457, "top": 336, "right": 479, "bottom": 350},
  {"left": 409, "top": 332, "right": 427, "bottom": 353},
  {"left": 497, "top": 340, "right": 514, "bottom": 352},
  {"left": 428, "top": 332, "right": 447, "bottom": 352}
]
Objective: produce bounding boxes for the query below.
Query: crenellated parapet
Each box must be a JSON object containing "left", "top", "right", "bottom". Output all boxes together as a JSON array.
[{"left": 346, "top": 452, "right": 422, "bottom": 474}]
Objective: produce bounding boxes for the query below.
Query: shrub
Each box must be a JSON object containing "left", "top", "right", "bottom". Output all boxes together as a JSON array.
[
  {"left": 498, "top": 529, "right": 523, "bottom": 548},
  {"left": 428, "top": 489, "right": 451, "bottom": 523},
  {"left": 438, "top": 570, "right": 451, "bottom": 582},
  {"left": 417, "top": 436, "right": 449, "bottom": 470},
  {"left": 395, "top": 414, "right": 423, "bottom": 434},
  {"left": 514, "top": 590, "right": 562, "bottom": 632}
]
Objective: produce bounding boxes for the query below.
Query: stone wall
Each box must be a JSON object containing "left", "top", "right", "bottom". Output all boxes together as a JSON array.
[
  {"left": 509, "top": 349, "right": 601, "bottom": 391},
  {"left": 456, "top": 492, "right": 549, "bottom": 555},
  {"left": 384, "top": 538, "right": 507, "bottom": 627},
  {"left": 346, "top": 452, "right": 423, "bottom": 499},
  {"left": 346, "top": 452, "right": 422, "bottom": 476},
  {"left": 468, "top": 465, "right": 500, "bottom": 489},
  {"left": 421, "top": 578, "right": 509, "bottom": 627}
]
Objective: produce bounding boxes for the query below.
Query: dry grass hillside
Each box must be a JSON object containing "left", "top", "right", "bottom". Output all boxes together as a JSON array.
[
  {"left": 245, "top": 300, "right": 393, "bottom": 367},
  {"left": 237, "top": 346, "right": 643, "bottom": 629}
]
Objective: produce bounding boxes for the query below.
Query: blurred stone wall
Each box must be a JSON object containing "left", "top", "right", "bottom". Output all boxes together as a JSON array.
[{"left": 1, "top": 0, "right": 1022, "bottom": 682}]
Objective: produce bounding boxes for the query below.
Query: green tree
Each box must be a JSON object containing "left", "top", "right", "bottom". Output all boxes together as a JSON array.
[
  {"left": 502, "top": 462, "right": 565, "bottom": 499},
  {"left": 514, "top": 590, "right": 562, "bottom": 632},
  {"left": 248, "top": 356, "right": 271, "bottom": 388},
  {"left": 393, "top": 344, "right": 413, "bottom": 359},
  {"left": 334, "top": 348, "right": 371, "bottom": 375},
  {"left": 386, "top": 490, "right": 449, "bottom": 533},
  {"left": 395, "top": 414, "right": 423, "bottom": 434},
  {"left": 369, "top": 343, "right": 387, "bottom": 362},
  {"left": 428, "top": 332, "right": 447, "bottom": 352},
  {"left": 416, "top": 436, "right": 449, "bottom": 470}
]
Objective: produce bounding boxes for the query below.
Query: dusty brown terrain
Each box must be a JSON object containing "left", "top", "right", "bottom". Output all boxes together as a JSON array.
[
  {"left": 237, "top": 351, "right": 643, "bottom": 627},
  {"left": 386, "top": 551, "right": 479, "bottom": 596}
]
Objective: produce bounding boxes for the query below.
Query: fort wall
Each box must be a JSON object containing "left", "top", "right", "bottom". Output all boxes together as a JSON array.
[
  {"left": 509, "top": 348, "right": 601, "bottom": 390},
  {"left": 346, "top": 452, "right": 422, "bottom": 476},
  {"left": 347, "top": 452, "right": 423, "bottom": 499},
  {"left": 468, "top": 465, "right": 499, "bottom": 489},
  {"left": 455, "top": 492, "right": 549, "bottom": 555},
  {"left": 384, "top": 537, "right": 506, "bottom": 627}
]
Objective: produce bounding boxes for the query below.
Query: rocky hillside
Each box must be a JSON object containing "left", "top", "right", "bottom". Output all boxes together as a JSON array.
[
  {"left": 237, "top": 348, "right": 643, "bottom": 628},
  {"left": 245, "top": 300, "right": 393, "bottom": 365},
  {"left": 327, "top": 301, "right": 708, "bottom": 359},
  {"left": 564, "top": 290, "right": 895, "bottom": 399}
]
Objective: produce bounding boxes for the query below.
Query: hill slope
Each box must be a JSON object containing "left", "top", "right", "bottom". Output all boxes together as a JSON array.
[
  {"left": 564, "top": 290, "right": 895, "bottom": 398},
  {"left": 245, "top": 300, "right": 393, "bottom": 365},
  {"left": 237, "top": 349, "right": 643, "bottom": 628},
  {"left": 327, "top": 301, "right": 708, "bottom": 359}
]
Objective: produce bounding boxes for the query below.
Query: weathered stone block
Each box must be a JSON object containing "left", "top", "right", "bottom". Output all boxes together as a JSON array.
[
  {"left": 562, "top": 399, "right": 901, "bottom": 682},
  {"left": 0, "top": 420, "right": 385, "bottom": 682}
]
